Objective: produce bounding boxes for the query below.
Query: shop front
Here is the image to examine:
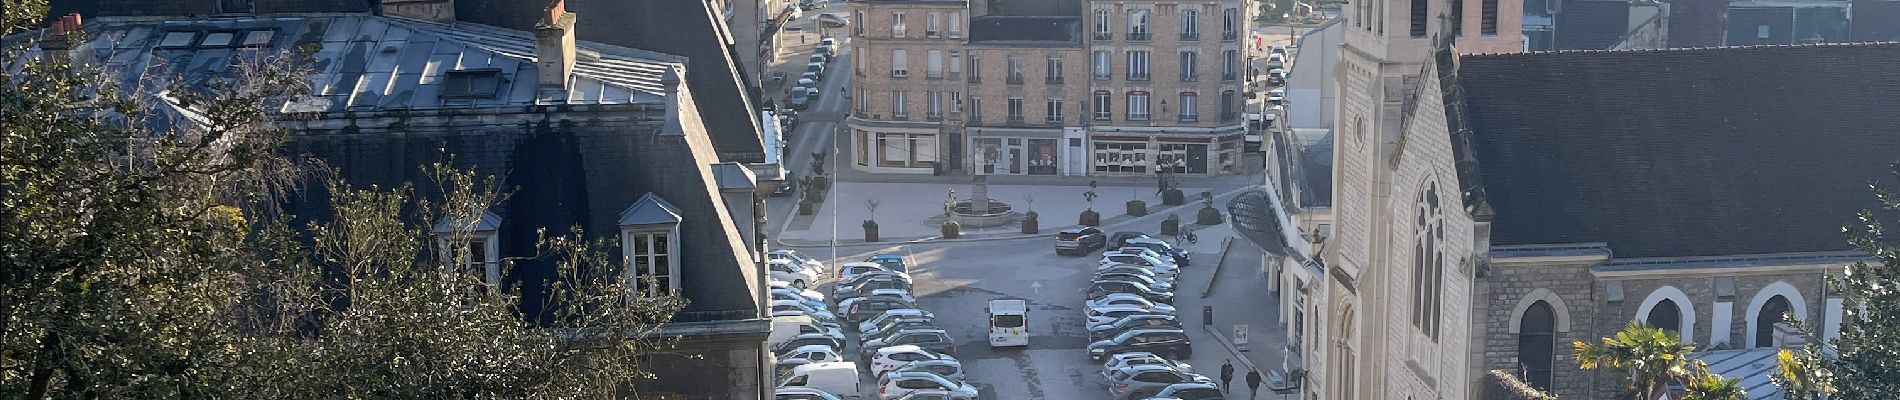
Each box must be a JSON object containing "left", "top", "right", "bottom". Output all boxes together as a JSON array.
[
  {"left": 1088, "top": 133, "right": 1245, "bottom": 176},
  {"left": 967, "top": 127, "right": 1065, "bottom": 176},
  {"left": 850, "top": 123, "right": 944, "bottom": 174}
]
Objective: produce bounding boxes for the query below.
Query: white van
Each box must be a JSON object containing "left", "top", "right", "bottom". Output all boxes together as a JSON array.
[
  {"left": 770, "top": 316, "right": 836, "bottom": 348},
  {"left": 777, "top": 362, "right": 859, "bottom": 395},
  {"left": 988, "top": 299, "right": 1029, "bottom": 347}
]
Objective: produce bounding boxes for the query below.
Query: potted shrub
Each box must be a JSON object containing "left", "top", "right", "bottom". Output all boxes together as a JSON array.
[
  {"left": 798, "top": 198, "right": 815, "bottom": 215},
  {"left": 863, "top": 199, "right": 880, "bottom": 241},
  {"left": 1161, "top": 214, "right": 1181, "bottom": 236},
  {"left": 1079, "top": 180, "right": 1101, "bottom": 226},
  {"left": 1196, "top": 191, "right": 1224, "bottom": 225},
  {"left": 1126, "top": 199, "right": 1148, "bottom": 216},
  {"left": 1163, "top": 188, "right": 1187, "bottom": 205},
  {"left": 1020, "top": 194, "right": 1039, "bottom": 234},
  {"left": 940, "top": 219, "right": 962, "bottom": 238}
]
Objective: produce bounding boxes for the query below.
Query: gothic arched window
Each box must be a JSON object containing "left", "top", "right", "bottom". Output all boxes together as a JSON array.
[
  {"left": 1646, "top": 298, "right": 1683, "bottom": 334},
  {"left": 1518, "top": 301, "right": 1556, "bottom": 390},
  {"left": 1411, "top": 181, "right": 1445, "bottom": 340},
  {"left": 1755, "top": 295, "right": 1793, "bottom": 348}
]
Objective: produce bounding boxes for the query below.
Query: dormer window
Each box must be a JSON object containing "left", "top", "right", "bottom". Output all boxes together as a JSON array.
[
  {"left": 441, "top": 69, "right": 503, "bottom": 99},
  {"left": 434, "top": 210, "right": 503, "bottom": 289},
  {"left": 620, "top": 193, "right": 684, "bottom": 297}
]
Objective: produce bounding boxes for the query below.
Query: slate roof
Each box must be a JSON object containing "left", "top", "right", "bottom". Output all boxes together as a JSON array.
[
  {"left": 69, "top": 14, "right": 684, "bottom": 113},
  {"left": 1298, "top": 132, "right": 1334, "bottom": 208},
  {"left": 1452, "top": 43, "right": 1900, "bottom": 259},
  {"left": 1852, "top": 0, "right": 1900, "bottom": 41},
  {"left": 1553, "top": 0, "right": 1630, "bottom": 49},
  {"left": 967, "top": 16, "right": 1084, "bottom": 46}
]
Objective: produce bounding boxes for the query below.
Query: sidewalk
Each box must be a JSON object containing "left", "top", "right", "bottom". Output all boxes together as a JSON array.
[
  {"left": 774, "top": 182, "right": 1266, "bottom": 247},
  {"left": 1170, "top": 231, "right": 1294, "bottom": 397}
]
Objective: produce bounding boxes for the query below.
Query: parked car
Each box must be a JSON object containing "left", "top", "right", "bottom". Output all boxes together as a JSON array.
[
  {"left": 1088, "top": 329, "right": 1192, "bottom": 361},
  {"left": 802, "top": 71, "right": 821, "bottom": 83},
  {"left": 776, "top": 344, "right": 845, "bottom": 375},
  {"left": 1094, "top": 271, "right": 1173, "bottom": 292},
  {"left": 816, "top": 12, "right": 849, "bottom": 27},
  {"left": 1056, "top": 227, "right": 1108, "bottom": 256},
  {"left": 1266, "top": 53, "right": 1285, "bottom": 69},
  {"left": 1086, "top": 294, "right": 1179, "bottom": 315},
  {"left": 809, "top": 53, "right": 829, "bottom": 65},
  {"left": 770, "top": 280, "right": 826, "bottom": 302},
  {"left": 892, "top": 359, "right": 966, "bottom": 382},
  {"left": 1098, "top": 252, "right": 1179, "bottom": 278},
  {"left": 1122, "top": 237, "right": 1191, "bottom": 266},
  {"left": 1085, "top": 305, "right": 1174, "bottom": 327},
  {"left": 866, "top": 253, "right": 911, "bottom": 272},
  {"left": 860, "top": 309, "right": 935, "bottom": 333},
  {"left": 819, "top": 37, "right": 838, "bottom": 53},
  {"left": 838, "top": 261, "right": 894, "bottom": 281},
  {"left": 835, "top": 274, "right": 913, "bottom": 299},
  {"left": 868, "top": 345, "right": 953, "bottom": 377},
  {"left": 1267, "top": 68, "right": 1286, "bottom": 85},
  {"left": 1108, "top": 231, "right": 1150, "bottom": 249},
  {"left": 842, "top": 296, "right": 920, "bottom": 322},
  {"left": 1267, "top": 89, "right": 1286, "bottom": 105},
  {"left": 1090, "top": 315, "right": 1184, "bottom": 341},
  {"left": 772, "top": 300, "right": 839, "bottom": 321},
  {"left": 769, "top": 259, "right": 821, "bottom": 289},
  {"left": 1086, "top": 280, "right": 1175, "bottom": 304},
  {"left": 777, "top": 362, "right": 860, "bottom": 396},
  {"left": 892, "top": 392, "right": 959, "bottom": 400},
  {"left": 862, "top": 317, "right": 938, "bottom": 341},
  {"left": 769, "top": 249, "right": 827, "bottom": 275},
  {"left": 1100, "top": 351, "right": 1195, "bottom": 382},
  {"left": 877, "top": 371, "right": 977, "bottom": 400},
  {"left": 1149, "top": 382, "right": 1224, "bottom": 400},
  {"left": 1106, "top": 365, "right": 1213, "bottom": 400},
  {"left": 773, "top": 333, "right": 844, "bottom": 356},
  {"left": 772, "top": 288, "right": 827, "bottom": 310},
  {"left": 774, "top": 386, "right": 843, "bottom": 400},
  {"left": 805, "top": 62, "right": 826, "bottom": 77},
  {"left": 788, "top": 88, "right": 813, "bottom": 109},
  {"left": 861, "top": 329, "right": 956, "bottom": 358}
]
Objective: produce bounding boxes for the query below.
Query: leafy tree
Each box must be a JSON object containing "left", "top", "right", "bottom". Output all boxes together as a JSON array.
[
  {"left": 1681, "top": 362, "right": 1746, "bottom": 400},
  {"left": 1574, "top": 322, "right": 1697, "bottom": 398},
  {"left": 1, "top": 3, "right": 684, "bottom": 398},
  {"left": 1775, "top": 164, "right": 1900, "bottom": 399}
]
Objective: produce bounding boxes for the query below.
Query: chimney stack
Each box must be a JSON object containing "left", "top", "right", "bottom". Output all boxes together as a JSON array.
[
  {"left": 41, "top": 13, "right": 82, "bottom": 53},
  {"left": 382, "top": 0, "right": 457, "bottom": 23},
  {"left": 534, "top": 0, "right": 576, "bottom": 90}
]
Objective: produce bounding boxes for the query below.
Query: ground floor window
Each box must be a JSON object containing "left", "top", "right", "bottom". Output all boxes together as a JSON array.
[
  {"left": 856, "top": 130, "right": 870, "bottom": 166},
  {"left": 973, "top": 137, "right": 1061, "bottom": 175},
  {"left": 874, "top": 132, "right": 938, "bottom": 168},
  {"left": 1093, "top": 142, "right": 1149, "bottom": 173}
]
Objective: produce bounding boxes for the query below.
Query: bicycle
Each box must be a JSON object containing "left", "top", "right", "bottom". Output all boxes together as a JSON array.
[{"left": 1177, "top": 229, "right": 1198, "bottom": 246}]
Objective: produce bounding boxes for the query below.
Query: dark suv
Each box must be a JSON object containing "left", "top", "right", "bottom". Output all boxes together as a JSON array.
[
  {"left": 1055, "top": 227, "right": 1107, "bottom": 256},
  {"left": 1088, "top": 328, "right": 1192, "bottom": 361},
  {"left": 1089, "top": 314, "right": 1185, "bottom": 341}
]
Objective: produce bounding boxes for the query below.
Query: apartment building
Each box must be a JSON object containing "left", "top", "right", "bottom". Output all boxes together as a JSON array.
[
  {"left": 847, "top": 0, "right": 1246, "bottom": 176},
  {"left": 1084, "top": 0, "right": 1248, "bottom": 175}
]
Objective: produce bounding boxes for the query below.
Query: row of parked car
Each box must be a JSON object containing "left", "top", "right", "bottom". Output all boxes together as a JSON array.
[
  {"left": 785, "top": 38, "right": 838, "bottom": 111},
  {"left": 1068, "top": 230, "right": 1224, "bottom": 400},
  {"left": 766, "top": 250, "right": 980, "bottom": 400}
]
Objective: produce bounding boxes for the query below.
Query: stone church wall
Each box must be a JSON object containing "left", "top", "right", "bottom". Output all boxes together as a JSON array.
[{"left": 1473, "top": 263, "right": 1598, "bottom": 399}]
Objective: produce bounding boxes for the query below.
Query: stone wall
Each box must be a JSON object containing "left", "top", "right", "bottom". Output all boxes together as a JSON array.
[
  {"left": 1472, "top": 263, "right": 1598, "bottom": 399},
  {"left": 1480, "top": 370, "right": 1554, "bottom": 400},
  {"left": 636, "top": 333, "right": 771, "bottom": 400},
  {"left": 1379, "top": 56, "right": 1473, "bottom": 400}
]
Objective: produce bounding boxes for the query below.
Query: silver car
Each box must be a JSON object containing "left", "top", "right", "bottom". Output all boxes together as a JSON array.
[
  {"left": 1106, "top": 364, "right": 1213, "bottom": 400},
  {"left": 877, "top": 371, "right": 977, "bottom": 400}
]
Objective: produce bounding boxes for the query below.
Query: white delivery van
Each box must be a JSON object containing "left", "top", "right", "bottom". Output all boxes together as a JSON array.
[
  {"left": 777, "top": 362, "right": 859, "bottom": 395},
  {"left": 988, "top": 299, "right": 1029, "bottom": 347},
  {"left": 769, "top": 315, "right": 817, "bottom": 348}
]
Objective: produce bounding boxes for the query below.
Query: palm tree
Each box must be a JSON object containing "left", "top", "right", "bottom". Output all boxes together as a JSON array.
[
  {"left": 1574, "top": 321, "right": 1698, "bottom": 398},
  {"left": 1681, "top": 361, "right": 1747, "bottom": 400}
]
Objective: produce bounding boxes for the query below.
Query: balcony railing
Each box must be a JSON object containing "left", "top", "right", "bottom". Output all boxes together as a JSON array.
[
  {"left": 1007, "top": 116, "right": 1025, "bottom": 124},
  {"left": 1221, "top": 112, "right": 1237, "bottom": 122},
  {"left": 1128, "top": 113, "right": 1151, "bottom": 121},
  {"left": 1094, "top": 32, "right": 1113, "bottom": 40},
  {"left": 1181, "top": 74, "right": 1198, "bottom": 82},
  {"left": 1222, "top": 31, "right": 1238, "bottom": 41},
  {"left": 1127, "top": 32, "right": 1150, "bottom": 41},
  {"left": 927, "top": 71, "right": 944, "bottom": 79},
  {"left": 892, "top": 70, "right": 909, "bottom": 79},
  {"left": 1126, "top": 73, "right": 1150, "bottom": 81},
  {"left": 926, "top": 30, "right": 940, "bottom": 38},
  {"left": 1095, "top": 71, "right": 1112, "bottom": 81},
  {"left": 1094, "top": 112, "right": 1112, "bottom": 121},
  {"left": 1007, "top": 76, "right": 1024, "bottom": 84},
  {"left": 1046, "top": 115, "right": 1064, "bottom": 124},
  {"left": 893, "top": 113, "right": 910, "bottom": 121},
  {"left": 1046, "top": 76, "right": 1065, "bottom": 84},
  {"left": 1179, "top": 114, "right": 1199, "bottom": 122},
  {"left": 968, "top": 74, "right": 980, "bottom": 83},
  {"left": 1180, "top": 32, "right": 1200, "bottom": 41},
  {"left": 1222, "top": 73, "right": 1236, "bottom": 81},
  {"left": 927, "top": 114, "right": 943, "bottom": 121}
]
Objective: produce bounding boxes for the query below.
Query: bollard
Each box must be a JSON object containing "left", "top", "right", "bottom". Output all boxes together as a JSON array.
[{"left": 1203, "top": 305, "right": 1214, "bottom": 326}]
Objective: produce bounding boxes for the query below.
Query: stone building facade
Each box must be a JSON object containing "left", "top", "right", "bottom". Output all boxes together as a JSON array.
[{"left": 844, "top": 0, "right": 1246, "bottom": 176}]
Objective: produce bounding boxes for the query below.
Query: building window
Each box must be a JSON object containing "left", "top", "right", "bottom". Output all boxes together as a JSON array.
[
  {"left": 1007, "top": 97, "right": 1024, "bottom": 122},
  {"left": 949, "top": 11, "right": 963, "bottom": 37},
  {"left": 1094, "top": 9, "right": 1113, "bottom": 40},
  {"left": 1452, "top": 0, "right": 1465, "bottom": 36},
  {"left": 1411, "top": 180, "right": 1445, "bottom": 340},
  {"left": 949, "top": 51, "right": 962, "bottom": 76},
  {"left": 853, "top": 46, "right": 864, "bottom": 75},
  {"left": 892, "top": 11, "right": 907, "bottom": 37},
  {"left": 1046, "top": 98, "right": 1064, "bottom": 123},
  {"left": 1046, "top": 56, "right": 1064, "bottom": 83},
  {"left": 1126, "top": 91, "right": 1150, "bottom": 121},
  {"left": 893, "top": 49, "right": 909, "bottom": 78},
  {"left": 950, "top": 91, "right": 962, "bottom": 113},
  {"left": 1755, "top": 295, "right": 1794, "bottom": 348},
  {"left": 1221, "top": 49, "right": 1237, "bottom": 81},
  {"left": 927, "top": 50, "right": 944, "bottom": 78},
  {"left": 876, "top": 132, "right": 938, "bottom": 168},
  {"left": 1757, "top": 25, "right": 1771, "bottom": 39},
  {"left": 434, "top": 211, "right": 502, "bottom": 291},
  {"left": 1007, "top": 56, "right": 1024, "bottom": 83},
  {"left": 854, "top": 10, "right": 865, "bottom": 36},
  {"left": 1646, "top": 299, "right": 1683, "bottom": 334},
  {"left": 1179, "top": 51, "right": 1198, "bottom": 81},
  {"left": 1220, "top": 90, "right": 1236, "bottom": 121},
  {"left": 1178, "top": 92, "right": 1198, "bottom": 122},
  {"left": 969, "top": 96, "right": 982, "bottom": 121},
  {"left": 927, "top": 11, "right": 941, "bottom": 37},
  {"left": 893, "top": 91, "right": 909, "bottom": 119},
  {"left": 1411, "top": 0, "right": 1428, "bottom": 37},
  {"left": 1128, "top": 9, "right": 1150, "bottom": 40},
  {"left": 1093, "top": 91, "right": 1112, "bottom": 120},
  {"left": 1518, "top": 301, "right": 1556, "bottom": 391},
  {"left": 968, "top": 53, "right": 982, "bottom": 82},
  {"left": 927, "top": 91, "right": 943, "bottom": 119},
  {"left": 856, "top": 88, "right": 867, "bottom": 114},
  {"left": 1222, "top": 8, "right": 1239, "bottom": 40},
  {"left": 1093, "top": 142, "right": 1149, "bottom": 173},
  {"left": 1482, "top": 0, "right": 1499, "bottom": 34},
  {"left": 1125, "top": 50, "right": 1150, "bottom": 81},
  {"left": 1181, "top": 10, "right": 1200, "bottom": 39},
  {"left": 1093, "top": 51, "right": 1112, "bottom": 80},
  {"left": 618, "top": 194, "right": 683, "bottom": 298}
]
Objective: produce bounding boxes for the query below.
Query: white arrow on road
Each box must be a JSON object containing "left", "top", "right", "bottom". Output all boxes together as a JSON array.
[{"left": 1031, "top": 281, "right": 1042, "bottom": 295}]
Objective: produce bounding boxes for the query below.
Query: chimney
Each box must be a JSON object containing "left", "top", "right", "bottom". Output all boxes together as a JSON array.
[
  {"left": 382, "top": 0, "right": 457, "bottom": 23},
  {"left": 41, "top": 13, "right": 82, "bottom": 53},
  {"left": 659, "top": 66, "right": 686, "bottom": 137},
  {"left": 534, "top": 0, "right": 576, "bottom": 90}
]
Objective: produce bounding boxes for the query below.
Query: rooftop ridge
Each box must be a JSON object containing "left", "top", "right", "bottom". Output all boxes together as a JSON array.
[{"left": 1462, "top": 40, "right": 1900, "bottom": 58}]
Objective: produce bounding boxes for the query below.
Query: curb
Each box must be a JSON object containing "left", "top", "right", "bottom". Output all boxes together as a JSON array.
[
  {"left": 770, "top": 185, "right": 1264, "bottom": 249},
  {"left": 1200, "top": 237, "right": 1235, "bottom": 299},
  {"left": 1202, "top": 323, "right": 1261, "bottom": 373}
]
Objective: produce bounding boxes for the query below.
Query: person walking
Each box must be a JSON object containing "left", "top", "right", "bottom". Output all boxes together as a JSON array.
[
  {"left": 1245, "top": 368, "right": 1263, "bottom": 399},
  {"left": 1219, "top": 359, "right": 1236, "bottom": 393}
]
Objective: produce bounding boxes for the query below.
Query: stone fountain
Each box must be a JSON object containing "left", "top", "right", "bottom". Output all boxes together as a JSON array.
[{"left": 947, "top": 175, "right": 1017, "bottom": 228}]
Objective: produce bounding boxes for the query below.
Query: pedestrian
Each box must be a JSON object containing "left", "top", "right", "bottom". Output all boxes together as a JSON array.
[
  {"left": 1245, "top": 368, "right": 1263, "bottom": 399},
  {"left": 1219, "top": 359, "right": 1235, "bottom": 393}
]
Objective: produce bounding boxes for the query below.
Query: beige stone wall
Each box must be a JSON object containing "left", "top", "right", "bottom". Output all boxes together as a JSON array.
[
  {"left": 1084, "top": 1, "right": 1245, "bottom": 126},
  {"left": 963, "top": 46, "right": 1089, "bottom": 126},
  {"left": 848, "top": 2, "right": 968, "bottom": 121},
  {"left": 1378, "top": 57, "right": 1473, "bottom": 400}
]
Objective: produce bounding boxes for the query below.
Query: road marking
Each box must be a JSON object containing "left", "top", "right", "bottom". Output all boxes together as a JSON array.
[{"left": 1031, "top": 281, "right": 1042, "bottom": 295}]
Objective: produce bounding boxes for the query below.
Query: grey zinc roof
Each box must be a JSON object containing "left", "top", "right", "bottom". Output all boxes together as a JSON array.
[
  {"left": 1451, "top": 43, "right": 1900, "bottom": 259},
  {"left": 620, "top": 193, "right": 684, "bottom": 226},
  {"left": 967, "top": 16, "right": 1083, "bottom": 46},
  {"left": 73, "top": 14, "right": 684, "bottom": 113}
]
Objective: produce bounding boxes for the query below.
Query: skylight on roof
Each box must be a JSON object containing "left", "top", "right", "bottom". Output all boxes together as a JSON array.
[
  {"left": 242, "top": 30, "right": 275, "bottom": 46},
  {"left": 440, "top": 69, "right": 503, "bottom": 99},
  {"left": 158, "top": 31, "right": 197, "bottom": 48},
  {"left": 200, "top": 31, "right": 236, "bottom": 47}
]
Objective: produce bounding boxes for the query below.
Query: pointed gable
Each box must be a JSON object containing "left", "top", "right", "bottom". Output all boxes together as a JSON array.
[{"left": 619, "top": 193, "right": 683, "bottom": 226}]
